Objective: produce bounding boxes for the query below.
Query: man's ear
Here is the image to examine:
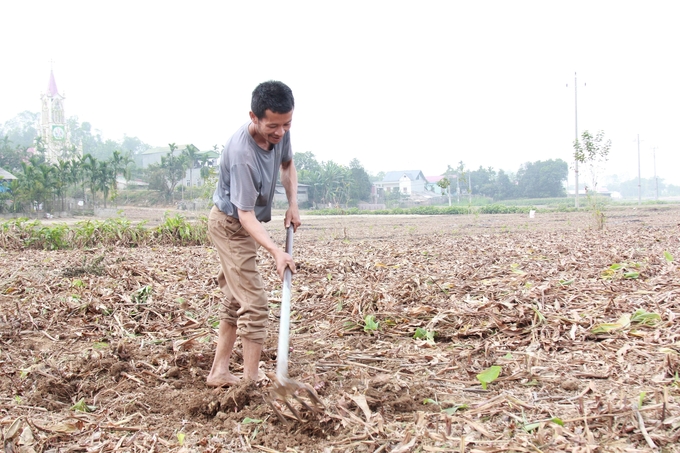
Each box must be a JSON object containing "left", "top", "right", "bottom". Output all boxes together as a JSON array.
[{"left": 249, "top": 111, "right": 258, "bottom": 124}]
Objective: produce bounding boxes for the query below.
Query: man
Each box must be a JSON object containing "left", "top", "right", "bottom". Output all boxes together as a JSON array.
[{"left": 207, "top": 80, "right": 300, "bottom": 387}]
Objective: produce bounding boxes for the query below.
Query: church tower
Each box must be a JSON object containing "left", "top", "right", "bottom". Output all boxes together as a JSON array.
[{"left": 40, "top": 69, "right": 73, "bottom": 163}]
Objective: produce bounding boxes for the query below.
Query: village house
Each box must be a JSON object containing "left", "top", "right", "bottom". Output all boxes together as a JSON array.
[{"left": 373, "top": 170, "right": 428, "bottom": 196}]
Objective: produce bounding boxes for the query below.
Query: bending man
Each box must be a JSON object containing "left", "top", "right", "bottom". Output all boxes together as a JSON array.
[{"left": 207, "top": 80, "right": 300, "bottom": 386}]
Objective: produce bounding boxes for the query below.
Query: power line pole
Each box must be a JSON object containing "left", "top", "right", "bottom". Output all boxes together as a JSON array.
[
  {"left": 652, "top": 146, "right": 658, "bottom": 200},
  {"left": 574, "top": 72, "right": 579, "bottom": 208},
  {"left": 637, "top": 134, "right": 641, "bottom": 205}
]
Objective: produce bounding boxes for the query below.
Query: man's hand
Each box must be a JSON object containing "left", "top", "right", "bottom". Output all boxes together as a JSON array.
[
  {"left": 284, "top": 204, "right": 301, "bottom": 232},
  {"left": 274, "top": 249, "right": 296, "bottom": 281}
]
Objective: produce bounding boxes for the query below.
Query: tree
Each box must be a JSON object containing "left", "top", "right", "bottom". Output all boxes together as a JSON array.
[
  {"left": 293, "top": 151, "right": 321, "bottom": 173},
  {"left": 53, "top": 159, "right": 71, "bottom": 211},
  {"left": 120, "top": 135, "right": 150, "bottom": 156},
  {"left": 573, "top": 130, "right": 611, "bottom": 192},
  {"left": 516, "top": 159, "right": 568, "bottom": 198},
  {"left": 148, "top": 143, "right": 188, "bottom": 200},
  {"left": 469, "top": 166, "right": 497, "bottom": 198},
  {"left": 348, "top": 159, "right": 372, "bottom": 204},
  {"left": 318, "top": 161, "right": 350, "bottom": 206},
  {"left": 294, "top": 152, "right": 323, "bottom": 206},
  {"left": 0, "top": 136, "right": 26, "bottom": 172},
  {"left": 83, "top": 155, "right": 100, "bottom": 207},
  {"left": 0, "top": 111, "right": 40, "bottom": 149},
  {"left": 182, "top": 144, "right": 201, "bottom": 189},
  {"left": 95, "top": 160, "right": 116, "bottom": 208},
  {"left": 18, "top": 157, "right": 55, "bottom": 212},
  {"left": 495, "top": 170, "right": 516, "bottom": 200},
  {"left": 573, "top": 130, "right": 611, "bottom": 228}
]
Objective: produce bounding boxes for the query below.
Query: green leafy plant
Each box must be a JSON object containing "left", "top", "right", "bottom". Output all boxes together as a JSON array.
[
  {"left": 664, "top": 251, "right": 674, "bottom": 262},
  {"left": 476, "top": 365, "right": 502, "bottom": 390},
  {"left": 363, "top": 314, "right": 379, "bottom": 332},
  {"left": 413, "top": 327, "right": 436, "bottom": 344},
  {"left": 630, "top": 309, "right": 661, "bottom": 326},
  {"left": 442, "top": 404, "right": 469, "bottom": 415},
  {"left": 131, "top": 285, "right": 152, "bottom": 304},
  {"left": 70, "top": 398, "right": 95, "bottom": 412},
  {"left": 242, "top": 417, "right": 263, "bottom": 424},
  {"left": 638, "top": 391, "right": 647, "bottom": 408}
]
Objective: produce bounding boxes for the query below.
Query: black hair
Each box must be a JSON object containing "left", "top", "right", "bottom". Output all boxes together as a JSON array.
[{"left": 251, "top": 81, "right": 294, "bottom": 119}]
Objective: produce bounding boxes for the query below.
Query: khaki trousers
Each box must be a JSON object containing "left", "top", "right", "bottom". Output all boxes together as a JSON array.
[{"left": 207, "top": 206, "right": 269, "bottom": 344}]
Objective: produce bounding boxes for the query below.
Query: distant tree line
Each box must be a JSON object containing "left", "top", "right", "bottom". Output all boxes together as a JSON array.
[
  {"left": 293, "top": 151, "right": 373, "bottom": 208},
  {"left": 438, "top": 159, "right": 569, "bottom": 201},
  {"left": 4, "top": 111, "right": 678, "bottom": 213},
  {"left": 0, "top": 135, "right": 211, "bottom": 214}
]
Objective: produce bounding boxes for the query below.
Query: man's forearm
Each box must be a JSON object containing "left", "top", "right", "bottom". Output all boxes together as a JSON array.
[
  {"left": 237, "top": 209, "right": 280, "bottom": 256},
  {"left": 281, "top": 161, "right": 298, "bottom": 206}
]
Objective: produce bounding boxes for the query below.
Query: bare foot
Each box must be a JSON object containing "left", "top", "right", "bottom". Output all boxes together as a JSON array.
[{"left": 206, "top": 372, "right": 240, "bottom": 387}]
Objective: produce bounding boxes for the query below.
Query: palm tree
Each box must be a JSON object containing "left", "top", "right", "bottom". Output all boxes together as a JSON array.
[
  {"left": 54, "top": 159, "right": 71, "bottom": 211},
  {"left": 319, "top": 161, "right": 350, "bottom": 206},
  {"left": 96, "top": 160, "right": 116, "bottom": 208},
  {"left": 182, "top": 144, "right": 201, "bottom": 191},
  {"left": 83, "top": 155, "right": 99, "bottom": 208},
  {"left": 19, "top": 158, "right": 54, "bottom": 213},
  {"left": 109, "top": 150, "right": 132, "bottom": 206}
]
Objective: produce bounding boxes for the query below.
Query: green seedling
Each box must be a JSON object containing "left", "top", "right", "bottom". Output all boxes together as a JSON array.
[
  {"left": 363, "top": 315, "right": 379, "bottom": 332},
  {"left": 524, "top": 422, "right": 540, "bottom": 432},
  {"left": 131, "top": 285, "right": 152, "bottom": 304},
  {"left": 413, "top": 327, "right": 436, "bottom": 344},
  {"left": 631, "top": 309, "right": 661, "bottom": 326},
  {"left": 591, "top": 313, "right": 630, "bottom": 334},
  {"left": 531, "top": 306, "right": 546, "bottom": 325},
  {"left": 177, "top": 432, "right": 185, "bottom": 446},
  {"left": 72, "top": 279, "right": 85, "bottom": 288},
  {"left": 70, "top": 398, "right": 95, "bottom": 412},
  {"left": 442, "top": 404, "right": 468, "bottom": 415},
  {"left": 242, "top": 417, "right": 262, "bottom": 424},
  {"left": 638, "top": 391, "right": 646, "bottom": 408},
  {"left": 476, "top": 365, "right": 502, "bottom": 390},
  {"left": 664, "top": 251, "right": 674, "bottom": 262}
]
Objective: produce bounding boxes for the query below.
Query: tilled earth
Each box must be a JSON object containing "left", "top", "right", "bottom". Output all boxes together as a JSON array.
[{"left": 1, "top": 206, "right": 680, "bottom": 452}]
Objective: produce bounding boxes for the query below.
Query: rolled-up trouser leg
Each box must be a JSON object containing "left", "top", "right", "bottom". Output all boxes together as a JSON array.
[{"left": 208, "top": 206, "right": 269, "bottom": 344}]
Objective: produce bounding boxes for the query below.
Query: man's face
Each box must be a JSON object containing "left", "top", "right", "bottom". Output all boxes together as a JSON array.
[{"left": 250, "top": 109, "right": 293, "bottom": 146}]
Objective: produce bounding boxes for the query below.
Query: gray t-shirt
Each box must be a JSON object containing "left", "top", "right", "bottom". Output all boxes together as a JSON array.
[{"left": 212, "top": 122, "right": 292, "bottom": 223}]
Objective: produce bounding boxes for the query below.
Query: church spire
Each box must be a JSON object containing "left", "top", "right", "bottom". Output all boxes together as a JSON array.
[{"left": 47, "top": 70, "right": 59, "bottom": 96}]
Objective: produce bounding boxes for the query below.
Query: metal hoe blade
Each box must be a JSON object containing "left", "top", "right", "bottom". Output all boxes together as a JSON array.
[{"left": 266, "top": 226, "right": 324, "bottom": 424}]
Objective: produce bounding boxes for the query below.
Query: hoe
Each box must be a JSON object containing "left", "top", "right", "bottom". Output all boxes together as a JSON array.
[{"left": 266, "top": 226, "right": 324, "bottom": 423}]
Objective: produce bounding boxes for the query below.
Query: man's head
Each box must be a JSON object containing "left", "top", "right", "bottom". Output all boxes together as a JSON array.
[
  {"left": 251, "top": 81, "right": 294, "bottom": 120},
  {"left": 249, "top": 81, "right": 294, "bottom": 147}
]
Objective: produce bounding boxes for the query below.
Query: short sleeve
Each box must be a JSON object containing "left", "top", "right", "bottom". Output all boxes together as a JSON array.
[{"left": 229, "top": 163, "right": 258, "bottom": 211}]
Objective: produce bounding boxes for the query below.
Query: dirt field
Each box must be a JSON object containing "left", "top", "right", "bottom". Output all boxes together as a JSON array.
[{"left": 2, "top": 205, "right": 680, "bottom": 452}]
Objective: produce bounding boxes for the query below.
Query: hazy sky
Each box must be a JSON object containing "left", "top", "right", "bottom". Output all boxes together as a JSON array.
[{"left": 2, "top": 1, "right": 678, "bottom": 185}]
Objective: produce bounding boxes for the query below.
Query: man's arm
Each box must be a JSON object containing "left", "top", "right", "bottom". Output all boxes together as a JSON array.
[
  {"left": 280, "top": 158, "right": 301, "bottom": 231},
  {"left": 237, "top": 208, "right": 295, "bottom": 281}
]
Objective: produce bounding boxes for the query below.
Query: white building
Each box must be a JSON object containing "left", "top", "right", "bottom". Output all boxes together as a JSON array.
[{"left": 373, "top": 170, "right": 428, "bottom": 196}]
